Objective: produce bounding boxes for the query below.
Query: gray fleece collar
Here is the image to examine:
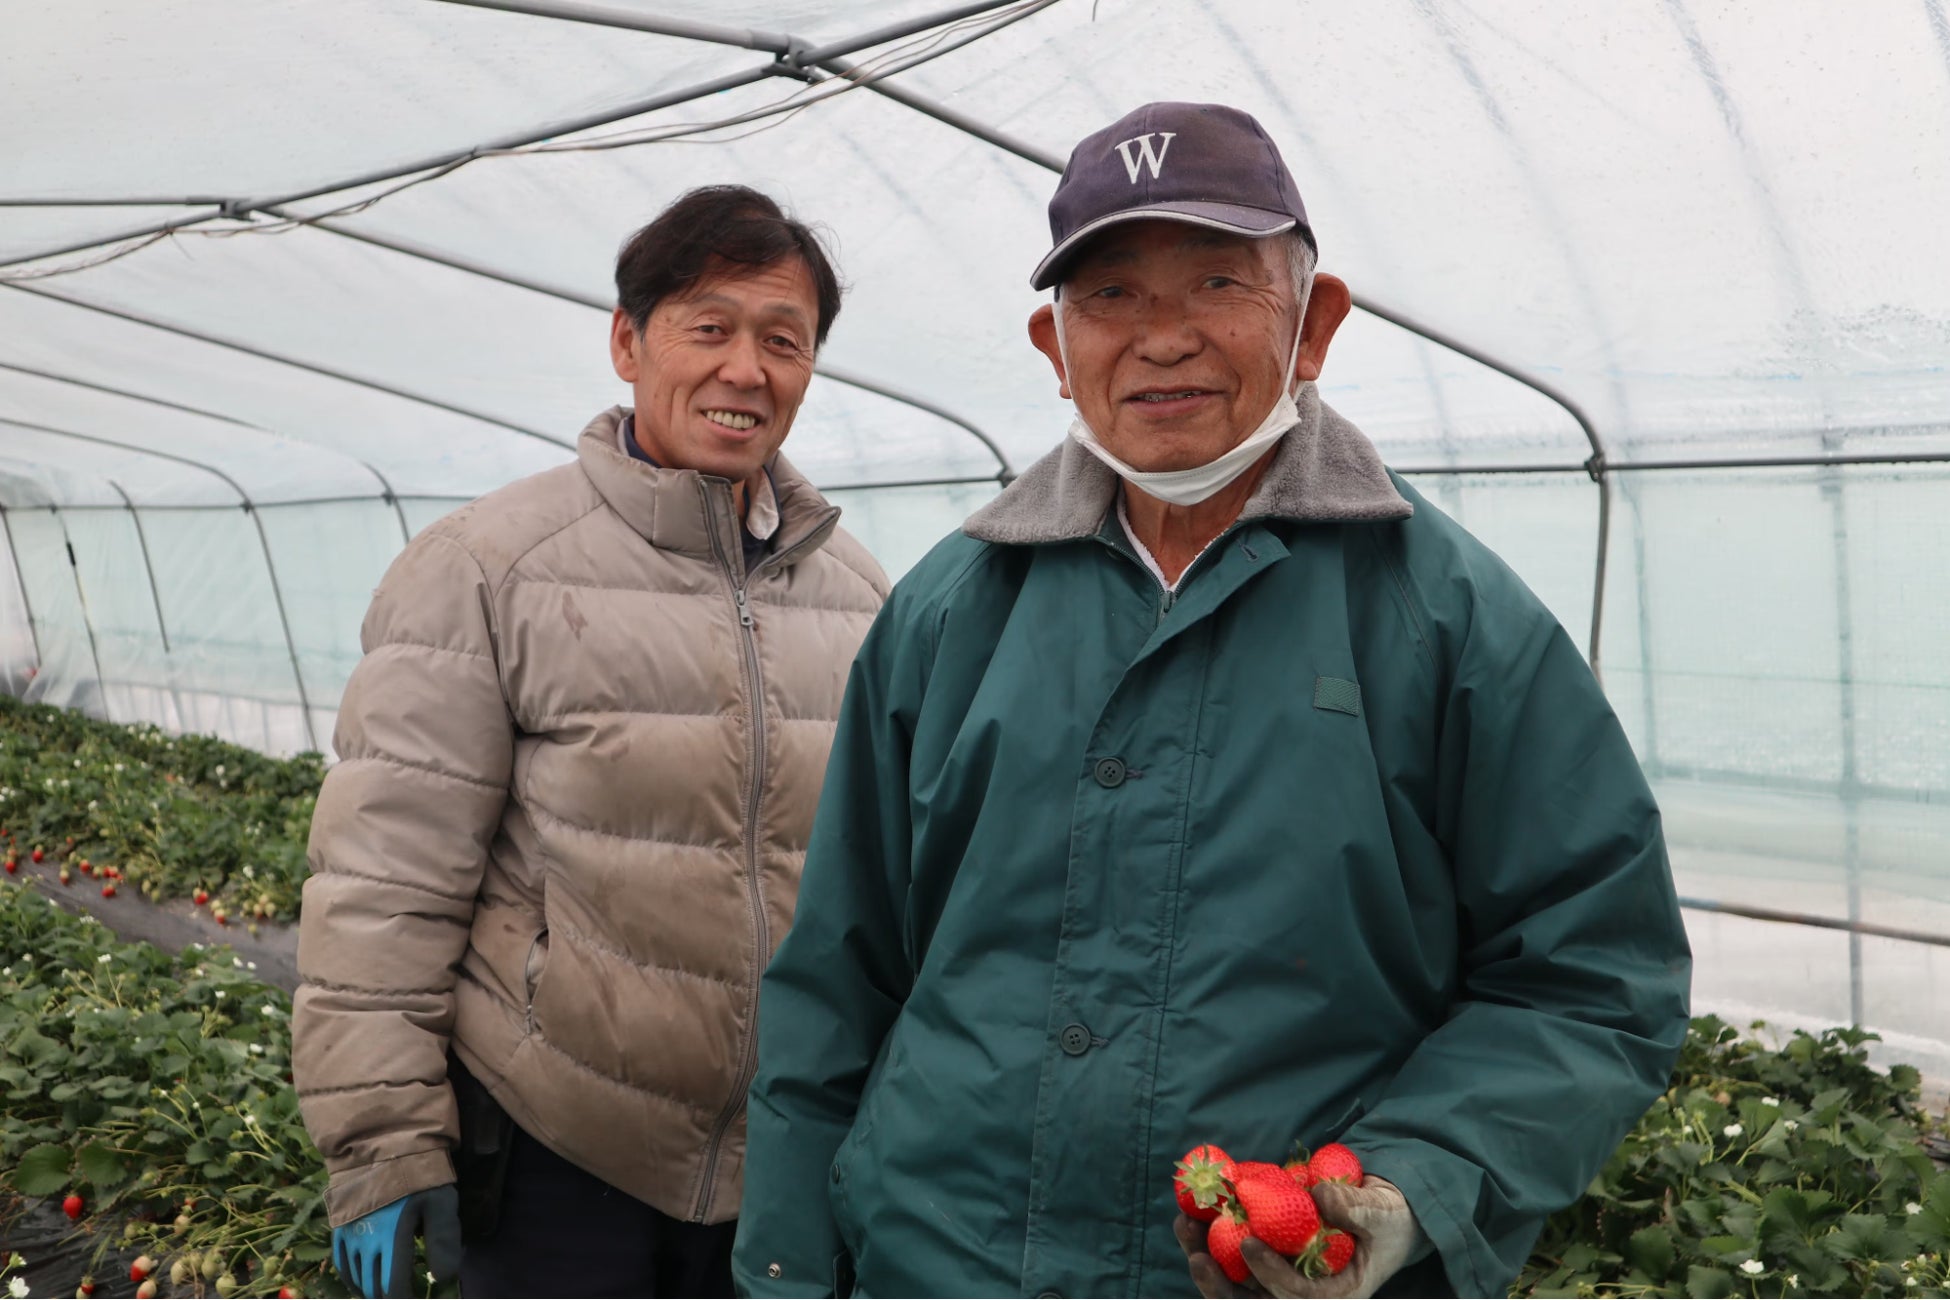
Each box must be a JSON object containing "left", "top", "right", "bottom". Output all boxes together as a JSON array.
[{"left": 963, "top": 385, "right": 1412, "bottom": 545}]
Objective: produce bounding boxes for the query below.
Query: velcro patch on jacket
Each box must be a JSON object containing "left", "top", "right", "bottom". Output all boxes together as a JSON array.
[{"left": 1313, "top": 676, "right": 1363, "bottom": 717}]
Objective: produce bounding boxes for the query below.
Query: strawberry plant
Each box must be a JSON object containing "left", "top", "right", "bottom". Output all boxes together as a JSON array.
[
  {"left": 0, "top": 696, "right": 320, "bottom": 922},
  {"left": 1516, "top": 1016, "right": 1950, "bottom": 1297},
  {"left": 0, "top": 880, "right": 335, "bottom": 1296}
]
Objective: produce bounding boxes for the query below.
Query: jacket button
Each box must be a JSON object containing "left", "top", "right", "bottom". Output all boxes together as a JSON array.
[
  {"left": 767, "top": 1263, "right": 784, "bottom": 1279},
  {"left": 1059, "top": 1022, "right": 1092, "bottom": 1056},
  {"left": 1092, "top": 757, "right": 1127, "bottom": 788}
]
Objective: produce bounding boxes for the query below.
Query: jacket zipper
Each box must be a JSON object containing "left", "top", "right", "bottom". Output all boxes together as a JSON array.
[
  {"left": 691, "top": 486, "right": 774, "bottom": 1222},
  {"left": 521, "top": 930, "right": 547, "bottom": 1036}
]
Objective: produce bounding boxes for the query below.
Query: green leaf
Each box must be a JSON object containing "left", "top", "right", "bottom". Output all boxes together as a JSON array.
[
  {"left": 12, "top": 1141, "right": 71, "bottom": 1196},
  {"left": 74, "top": 1139, "right": 126, "bottom": 1188},
  {"left": 1625, "top": 1225, "right": 1676, "bottom": 1281},
  {"left": 1821, "top": 1212, "right": 1900, "bottom": 1262},
  {"left": 1686, "top": 1264, "right": 1735, "bottom": 1298}
]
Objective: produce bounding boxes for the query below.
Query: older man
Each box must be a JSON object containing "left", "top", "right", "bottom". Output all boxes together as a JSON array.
[
  {"left": 733, "top": 104, "right": 1690, "bottom": 1298},
  {"left": 293, "top": 185, "right": 887, "bottom": 1298}
]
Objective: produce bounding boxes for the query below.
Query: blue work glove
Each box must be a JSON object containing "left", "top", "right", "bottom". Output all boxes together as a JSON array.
[{"left": 331, "top": 1185, "right": 462, "bottom": 1299}]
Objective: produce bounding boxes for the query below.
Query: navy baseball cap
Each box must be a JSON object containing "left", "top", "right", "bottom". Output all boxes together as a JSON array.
[{"left": 1030, "top": 101, "right": 1315, "bottom": 291}]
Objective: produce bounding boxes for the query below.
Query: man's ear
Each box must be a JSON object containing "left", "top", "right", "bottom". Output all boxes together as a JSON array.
[
  {"left": 1027, "top": 304, "right": 1072, "bottom": 401},
  {"left": 610, "top": 307, "right": 641, "bottom": 384},
  {"left": 1292, "top": 272, "right": 1352, "bottom": 385}
]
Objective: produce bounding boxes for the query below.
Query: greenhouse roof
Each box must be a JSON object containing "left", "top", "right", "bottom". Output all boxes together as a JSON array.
[{"left": 4, "top": 0, "right": 1946, "bottom": 510}]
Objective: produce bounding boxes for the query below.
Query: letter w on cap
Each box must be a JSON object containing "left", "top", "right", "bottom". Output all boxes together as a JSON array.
[{"left": 1113, "top": 132, "right": 1176, "bottom": 183}]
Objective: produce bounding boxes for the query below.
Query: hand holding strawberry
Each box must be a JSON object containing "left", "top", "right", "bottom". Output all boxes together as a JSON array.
[{"left": 1173, "top": 1135, "right": 1429, "bottom": 1300}]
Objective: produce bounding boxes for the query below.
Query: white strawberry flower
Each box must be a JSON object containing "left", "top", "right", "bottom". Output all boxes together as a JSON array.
[
  {"left": 1783, "top": 1120, "right": 1800, "bottom": 1132},
  {"left": 1760, "top": 1096, "right": 1780, "bottom": 1106},
  {"left": 6, "top": 1275, "right": 26, "bottom": 1297},
  {"left": 97, "top": 954, "right": 111, "bottom": 965},
  {"left": 1724, "top": 1124, "right": 1743, "bottom": 1137},
  {"left": 1906, "top": 1202, "right": 1922, "bottom": 1214},
  {"left": 1740, "top": 1260, "right": 1765, "bottom": 1276}
]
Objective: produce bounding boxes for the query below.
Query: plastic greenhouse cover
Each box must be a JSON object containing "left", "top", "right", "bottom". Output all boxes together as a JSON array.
[{"left": 4, "top": 0, "right": 1945, "bottom": 511}]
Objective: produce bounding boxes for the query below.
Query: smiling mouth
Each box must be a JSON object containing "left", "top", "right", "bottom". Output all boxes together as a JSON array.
[
  {"left": 703, "top": 409, "right": 762, "bottom": 431},
  {"left": 1128, "top": 389, "right": 1214, "bottom": 404}
]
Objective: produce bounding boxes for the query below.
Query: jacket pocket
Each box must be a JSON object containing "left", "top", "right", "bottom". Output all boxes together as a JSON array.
[{"left": 521, "top": 929, "right": 549, "bottom": 1035}]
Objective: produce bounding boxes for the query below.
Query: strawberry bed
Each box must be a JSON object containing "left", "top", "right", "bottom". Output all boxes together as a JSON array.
[
  {"left": 0, "top": 697, "right": 320, "bottom": 925},
  {"left": 0, "top": 881, "right": 333, "bottom": 1297}
]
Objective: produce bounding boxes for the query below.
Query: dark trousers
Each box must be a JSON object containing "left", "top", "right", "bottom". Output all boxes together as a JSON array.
[{"left": 459, "top": 1124, "right": 737, "bottom": 1298}]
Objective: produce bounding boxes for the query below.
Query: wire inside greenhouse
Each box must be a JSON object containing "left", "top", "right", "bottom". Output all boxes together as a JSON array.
[{"left": 3, "top": 3, "right": 1947, "bottom": 1298}]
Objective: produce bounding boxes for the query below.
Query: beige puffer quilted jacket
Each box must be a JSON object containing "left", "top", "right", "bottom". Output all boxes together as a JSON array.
[{"left": 292, "top": 408, "right": 888, "bottom": 1228}]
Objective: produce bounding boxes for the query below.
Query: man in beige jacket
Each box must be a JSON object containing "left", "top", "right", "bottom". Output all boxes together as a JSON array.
[{"left": 293, "top": 185, "right": 888, "bottom": 1298}]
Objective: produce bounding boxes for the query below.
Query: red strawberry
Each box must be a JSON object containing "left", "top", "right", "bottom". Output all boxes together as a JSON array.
[
  {"left": 1305, "top": 1228, "right": 1357, "bottom": 1277},
  {"left": 1308, "top": 1143, "right": 1363, "bottom": 1186},
  {"left": 1232, "top": 1160, "right": 1288, "bottom": 1185},
  {"left": 1283, "top": 1158, "right": 1315, "bottom": 1188},
  {"left": 214, "top": 910, "right": 228, "bottom": 926},
  {"left": 4, "top": 858, "right": 15, "bottom": 875},
  {"left": 59, "top": 868, "right": 72, "bottom": 886},
  {"left": 193, "top": 889, "right": 209, "bottom": 906},
  {"left": 1206, "top": 1211, "right": 1251, "bottom": 1284},
  {"left": 78, "top": 858, "right": 91, "bottom": 873},
  {"left": 32, "top": 846, "right": 45, "bottom": 863},
  {"left": 78, "top": 1282, "right": 97, "bottom": 1298},
  {"left": 131, "top": 1256, "right": 156, "bottom": 1282},
  {"left": 1233, "top": 1175, "right": 1321, "bottom": 1255},
  {"left": 63, "top": 1192, "right": 85, "bottom": 1219},
  {"left": 101, "top": 883, "right": 117, "bottom": 899},
  {"left": 279, "top": 1289, "right": 300, "bottom": 1299},
  {"left": 1174, "top": 1144, "right": 1237, "bottom": 1222}
]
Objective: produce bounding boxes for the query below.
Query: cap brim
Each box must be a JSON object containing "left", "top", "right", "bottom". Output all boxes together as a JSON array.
[{"left": 1029, "top": 202, "right": 1300, "bottom": 290}]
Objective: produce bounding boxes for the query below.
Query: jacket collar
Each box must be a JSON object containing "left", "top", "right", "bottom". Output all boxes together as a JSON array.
[
  {"left": 962, "top": 385, "right": 1412, "bottom": 546},
  {"left": 576, "top": 406, "right": 839, "bottom": 565}
]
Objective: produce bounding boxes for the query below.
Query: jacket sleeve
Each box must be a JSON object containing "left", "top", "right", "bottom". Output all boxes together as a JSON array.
[
  {"left": 1341, "top": 577, "right": 1692, "bottom": 1298},
  {"left": 733, "top": 592, "right": 924, "bottom": 1298},
  {"left": 292, "top": 531, "right": 513, "bottom": 1227}
]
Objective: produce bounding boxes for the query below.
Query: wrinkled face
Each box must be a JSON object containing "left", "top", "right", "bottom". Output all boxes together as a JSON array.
[
  {"left": 1041, "top": 221, "right": 1302, "bottom": 474},
  {"left": 610, "top": 255, "right": 820, "bottom": 484}
]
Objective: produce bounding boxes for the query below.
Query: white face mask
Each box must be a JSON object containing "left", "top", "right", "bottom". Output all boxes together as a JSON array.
[{"left": 1056, "top": 301, "right": 1306, "bottom": 508}]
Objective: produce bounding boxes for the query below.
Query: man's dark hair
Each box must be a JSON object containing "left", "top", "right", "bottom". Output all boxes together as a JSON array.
[{"left": 615, "top": 185, "right": 842, "bottom": 348}]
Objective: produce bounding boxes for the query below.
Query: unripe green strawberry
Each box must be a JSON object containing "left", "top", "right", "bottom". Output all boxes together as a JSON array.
[
  {"left": 1173, "top": 1144, "right": 1236, "bottom": 1222},
  {"left": 1206, "top": 1211, "right": 1251, "bottom": 1284},
  {"left": 135, "top": 1281, "right": 158, "bottom": 1300},
  {"left": 216, "top": 1271, "right": 240, "bottom": 1297},
  {"left": 172, "top": 1257, "right": 195, "bottom": 1285},
  {"left": 1233, "top": 1175, "right": 1321, "bottom": 1256}
]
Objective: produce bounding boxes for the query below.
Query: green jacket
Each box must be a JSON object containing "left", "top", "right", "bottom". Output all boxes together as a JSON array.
[{"left": 734, "top": 389, "right": 1691, "bottom": 1298}]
